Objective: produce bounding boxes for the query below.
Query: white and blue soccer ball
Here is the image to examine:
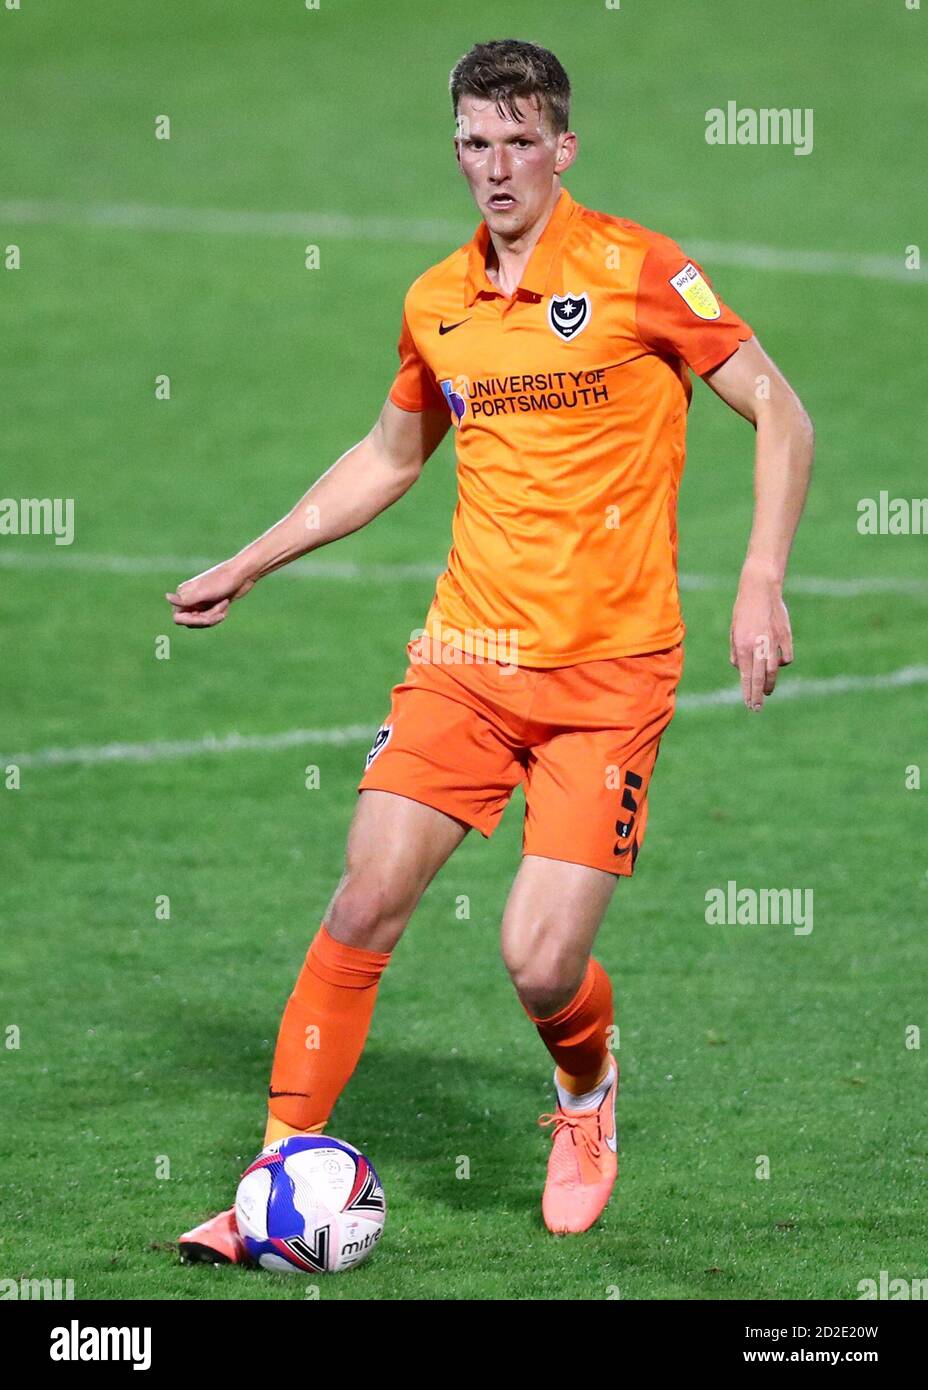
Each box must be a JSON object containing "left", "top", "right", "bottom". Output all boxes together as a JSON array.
[{"left": 235, "top": 1135, "right": 386, "bottom": 1274}]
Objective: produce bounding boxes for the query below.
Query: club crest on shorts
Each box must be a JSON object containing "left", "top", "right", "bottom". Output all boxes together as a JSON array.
[
  {"left": 548, "top": 291, "right": 591, "bottom": 341},
  {"left": 365, "top": 723, "right": 392, "bottom": 769}
]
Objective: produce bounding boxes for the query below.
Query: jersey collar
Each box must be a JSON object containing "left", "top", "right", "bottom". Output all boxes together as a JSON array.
[{"left": 464, "top": 185, "right": 577, "bottom": 306}]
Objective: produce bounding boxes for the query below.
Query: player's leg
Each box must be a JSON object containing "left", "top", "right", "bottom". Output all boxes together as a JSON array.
[
  {"left": 500, "top": 850, "right": 616, "bottom": 1028},
  {"left": 505, "top": 645, "right": 684, "bottom": 1234},
  {"left": 500, "top": 855, "right": 620, "bottom": 1235},
  {"left": 264, "top": 788, "right": 469, "bottom": 1144},
  {"left": 179, "top": 789, "right": 467, "bottom": 1263},
  {"left": 180, "top": 632, "right": 526, "bottom": 1263},
  {"left": 501, "top": 853, "right": 617, "bottom": 1085}
]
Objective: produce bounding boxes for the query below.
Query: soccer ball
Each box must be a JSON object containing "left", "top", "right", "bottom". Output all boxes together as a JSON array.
[{"left": 235, "top": 1135, "right": 386, "bottom": 1273}]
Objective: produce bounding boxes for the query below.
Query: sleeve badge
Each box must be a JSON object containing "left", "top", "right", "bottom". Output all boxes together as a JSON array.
[{"left": 669, "top": 262, "right": 721, "bottom": 320}]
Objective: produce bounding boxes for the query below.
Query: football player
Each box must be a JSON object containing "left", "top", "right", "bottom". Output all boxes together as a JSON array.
[{"left": 168, "top": 39, "right": 812, "bottom": 1257}]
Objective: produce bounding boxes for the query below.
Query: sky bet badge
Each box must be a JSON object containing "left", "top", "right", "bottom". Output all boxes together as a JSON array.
[
  {"left": 668, "top": 262, "right": 721, "bottom": 320},
  {"left": 440, "top": 378, "right": 467, "bottom": 424},
  {"left": 548, "top": 292, "right": 591, "bottom": 341}
]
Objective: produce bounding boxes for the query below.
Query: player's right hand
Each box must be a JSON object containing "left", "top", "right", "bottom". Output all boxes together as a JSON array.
[{"left": 165, "top": 561, "right": 255, "bottom": 627}]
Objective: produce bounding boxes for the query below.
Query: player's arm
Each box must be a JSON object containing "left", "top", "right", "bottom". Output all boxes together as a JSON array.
[
  {"left": 702, "top": 335, "right": 814, "bottom": 710},
  {"left": 165, "top": 398, "right": 449, "bottom": 627}
]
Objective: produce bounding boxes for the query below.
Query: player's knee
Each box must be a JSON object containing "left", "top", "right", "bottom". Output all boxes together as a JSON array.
[
  {"left": 518, "top": 982, "right": 577, "bottom": 1020},
  {"left": 325, "top": 872, "right": 409, "bottom": 952},
  {"left": 504, "top": 951, "right": 583, "bottom": 1020}
]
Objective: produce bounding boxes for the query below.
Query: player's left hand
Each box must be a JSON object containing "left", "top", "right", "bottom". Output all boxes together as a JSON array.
[{"left": 730, "top": 572, "right": 793, "bottom": 711}]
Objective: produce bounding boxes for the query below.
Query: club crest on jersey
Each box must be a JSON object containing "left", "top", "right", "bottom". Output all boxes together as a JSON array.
[
  {"left": 365, "top": 723, "right": 392, "bottom": 769},
  {"left": 439, "top": 378, "right": 467, "bottom": 424},
  {"left": 668, "top": 262, "right": 721, "bottom": 320},
  {"left": 548, "top": 292, "right": 591, "bottom": 341}
]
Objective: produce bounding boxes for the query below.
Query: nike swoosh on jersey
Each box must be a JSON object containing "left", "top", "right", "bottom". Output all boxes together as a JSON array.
[{"left": 438, "top": 317, "right": 471, "bottom": 335}]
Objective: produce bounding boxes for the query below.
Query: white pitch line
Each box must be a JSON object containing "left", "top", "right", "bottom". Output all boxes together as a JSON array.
[
  {"left": 1, "top": 725, "right": 375, "bottom": 769},
  {"left": 4, "top": 666, "right": 926, "bottom": 770},
  {"left": 0, "top": 199, "right": 462, "bottom": 246},
  {"left": 684, "top": 238, "right": 922, "bottom": 285},
  {"left": 779, "top": 576, "right": 928, "bottom": 598},
  {"left": 0, "top": 550, "right": 442, "bottom": 582},
  {"left": 0, "top": 198, "right": 921, "bottom": 284},
  {"left": 678, "top": 663, "right": 928, "bottom": 709},
  {"left": 0, "top": 549, "right": 925, "bottom": 597}
]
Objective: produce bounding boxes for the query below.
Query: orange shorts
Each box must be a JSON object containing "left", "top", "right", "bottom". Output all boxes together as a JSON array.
[{"left": 357, "top": 636, "right": 684, "bottom": 876}]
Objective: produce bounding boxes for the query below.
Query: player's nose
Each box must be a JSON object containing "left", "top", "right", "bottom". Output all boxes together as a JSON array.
[{"left": 489, "top": 148, "right": 512, "bottom": 181}]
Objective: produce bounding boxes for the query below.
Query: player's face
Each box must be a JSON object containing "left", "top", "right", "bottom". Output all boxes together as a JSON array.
[{"left": 454, "top": 94, "right": 575, "bottom": 239}]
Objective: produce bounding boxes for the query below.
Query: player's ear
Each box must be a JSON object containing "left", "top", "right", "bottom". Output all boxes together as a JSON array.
[{"left": 555, "top": 132, "right": 578, "bottom": 172}]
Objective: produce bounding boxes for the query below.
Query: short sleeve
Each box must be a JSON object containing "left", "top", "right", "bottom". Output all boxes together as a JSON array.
[
  {"left": 635, "top": 245, "right": 753, "bottom": 376},
  {"left": 388, "top": 308, "right": 446, "bottom": 412}
]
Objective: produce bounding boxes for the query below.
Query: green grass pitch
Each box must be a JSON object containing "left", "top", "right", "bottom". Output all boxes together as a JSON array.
[{"left": 1, "top": 0, "right": 925, "bottom": 1300}]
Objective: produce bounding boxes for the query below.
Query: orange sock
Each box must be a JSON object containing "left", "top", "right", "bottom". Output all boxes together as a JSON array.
[
  {"left": 265, "top": 923, "right": 391, "bottom": 1142},
  {"left": 526, "top": 958, "right": 613, "bottom": 1095}
]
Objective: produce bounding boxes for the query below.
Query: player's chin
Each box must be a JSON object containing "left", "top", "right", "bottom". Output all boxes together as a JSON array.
[{"left": 483, "top": 198, "right": 520, "bottom": 224}]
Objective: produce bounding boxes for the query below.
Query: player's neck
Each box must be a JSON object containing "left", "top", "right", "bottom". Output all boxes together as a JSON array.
[{"left": 484, "top": 180, "right": 563, "bottom": 297}]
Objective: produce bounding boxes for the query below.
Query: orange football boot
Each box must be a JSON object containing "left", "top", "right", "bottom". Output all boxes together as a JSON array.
[
  {"left": 538, "top": 1055, "right": 618, "bottom": 1234},
  {"left": 178, "top": 1207, "right": 248, "bottom": 1265}
]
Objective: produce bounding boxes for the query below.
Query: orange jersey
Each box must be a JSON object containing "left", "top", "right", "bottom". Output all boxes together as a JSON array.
[{"left": 388, "top": 186, "right": 752, "bottom": 667}]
